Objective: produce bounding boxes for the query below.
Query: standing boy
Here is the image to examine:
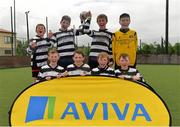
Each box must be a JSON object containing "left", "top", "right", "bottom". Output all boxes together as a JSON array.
[
  {"left": 86, "top": 14, "right": 113, "bottom": 69},
  {"left": 112, "top": 13, "right": 138, "bottom": 69},
  {"left": 50, "top": 14, "right": 91, "bottom": 69},
  {"left": 27, "top": 24, "right": 52, "bottom": 82}
]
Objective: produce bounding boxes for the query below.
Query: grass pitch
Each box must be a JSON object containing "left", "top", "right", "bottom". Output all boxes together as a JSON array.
[{"left": 0, "top": 65, "right": 179, "bottom": 125}]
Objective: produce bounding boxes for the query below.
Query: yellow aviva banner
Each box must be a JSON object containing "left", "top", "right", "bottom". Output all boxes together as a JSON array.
[{"left": 10, "top": 76, "right": 171, "bottom": 126}]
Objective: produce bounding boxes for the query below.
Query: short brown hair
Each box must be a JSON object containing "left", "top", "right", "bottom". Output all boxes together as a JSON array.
[
  {"left": 73, "top": 50, "right": 85, "bottom": 57},
  {"left": 97, "top": 14, "right": 108, "bottom": 23},
  {"left": 119, "top": 13, "right": 130, "bottom": 20},
  {"left": 61, "top": 15, "right": 71, "bottom": 23},
  {"left": 97, "top": 52, "right": 110, "bottom": 61},
  {"left": 119, "top": 53, "right": 129, "bottom": 60},
  {"left": 36, "top": 24, "right": 45, "bottom": 31},
  {"left": 48, "top": 48, "right": 59, "bottom": 56}
]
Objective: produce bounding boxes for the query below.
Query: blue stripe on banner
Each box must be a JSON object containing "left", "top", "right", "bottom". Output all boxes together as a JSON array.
[{"left": 25, "top": 96, "right": 48, "bottom": 122}]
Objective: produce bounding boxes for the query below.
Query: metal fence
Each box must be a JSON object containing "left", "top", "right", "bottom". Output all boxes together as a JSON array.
[{"left": 0, "top": 55, "right": 179, "bottom": 68}]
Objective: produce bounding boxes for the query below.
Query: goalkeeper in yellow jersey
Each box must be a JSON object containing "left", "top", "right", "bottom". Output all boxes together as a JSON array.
[{"left": 112, "top": 13, "right": 138, "bottom": 69}]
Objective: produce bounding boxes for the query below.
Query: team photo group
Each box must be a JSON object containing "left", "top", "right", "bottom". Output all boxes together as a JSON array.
[{"left": 27, "top": 11, "right": 145, "bottom": 84}]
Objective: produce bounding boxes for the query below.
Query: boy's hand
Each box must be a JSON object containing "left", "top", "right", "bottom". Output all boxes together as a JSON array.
[
  {"left": 48, "top": 30, "right": 53, "bottom": 38},
  {"left": 57, "top": 74, "right": 62, "bottom": 78},
  {"left": 132, "top": 76, "right": 140, "bottom": 81},
  {"left": 62, "top": 71, "right": 69, "bottom": 77},
  {"left": 80, "top": 72, "right": 87, "bottom": 76},
  {"left": 118, "top": 75, "right": 125, "bottom": 79},
  {"left": 108, "top": 61, "right": 114, "bottom": 67},
  {"left": 86, "top": 11, "right": 92, "bottom": 18},
  {"left": 45, "top": 76, "right": 51, "bottom": 80},
  {"left": 80, "top": 11, "right": 91, "bottom": 22},
  {"left": 80, "top": 73, "right": 86, "bottom": 76},
  {"left": 30, "top": 41, "right": 37, "bottom": 49}
]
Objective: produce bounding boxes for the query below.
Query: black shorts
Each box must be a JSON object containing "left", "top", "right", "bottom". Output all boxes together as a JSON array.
[{"left": 31, "top": 66, "right": 41, "bottom": 78}]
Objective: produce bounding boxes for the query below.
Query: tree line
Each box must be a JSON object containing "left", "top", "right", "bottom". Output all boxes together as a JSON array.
[
  {"left": 15, "top": 39, "right": 180, "bottom": 56},
  {"left": 137, "top": 42, "right": 180, "bottom": 55}
]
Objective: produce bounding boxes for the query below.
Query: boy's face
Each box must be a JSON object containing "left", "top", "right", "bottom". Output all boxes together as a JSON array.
[
  {"left": 119, "top": 17, "right": 130, "bottom": 28},
  {"left": 60, "top": 20, "right": 70, "bottom": 30},
  {"left": 97, "top": 17, "right": 107, "bottom": 29},
  {"left": 48, "top": 53, "right": 59, "bottom": 64},
  {"left": 98, "top": 57, "right": 108, "bottom": 68},
  {"left": 73, "top": 53, "right": 84, "bottom": 65},
  {"left": 36, "top": 25, "right": 45, "bottom": 37},
  {"left": 119, "top": 56, "right": 130, "bottom": 68}
]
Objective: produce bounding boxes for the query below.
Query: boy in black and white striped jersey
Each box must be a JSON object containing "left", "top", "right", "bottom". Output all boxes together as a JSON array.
[
  {"left": 27, "top": 24, "right": 52, "bottom": 82},
  {"left": 91, "top": 52, "right": 115, "bottom": 76},
  {"left": 115, "top": 53, "right": 145, "bottom": 83},
  {"left": 37, "top": 48, "right": 67, "bottom": 82},
  {"left": 50, "top": 14, "right": 91, "bottom": 69},
  {"left": 85, "top": 14, "right": 113, "bottom": 69},
  {"left": 67, "top": 50, "right": 91, "bottom": 76}
]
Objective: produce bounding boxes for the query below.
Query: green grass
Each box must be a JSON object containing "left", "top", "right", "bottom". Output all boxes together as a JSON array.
[
  {"left": 0, "top": 67, "right": 32, "bottom": 125},
  {"left": 137, "top": 65, "right": 180, "bottom": 125},
  {"left": 0, "top": 65, "right": 180, "bottom": 125}
]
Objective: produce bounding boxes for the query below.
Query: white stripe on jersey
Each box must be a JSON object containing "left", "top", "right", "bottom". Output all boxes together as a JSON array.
[
  {"left": 92, "top": 67, "right": 114, "bottom": 76},
  {"left": 57, "top": 45, "right": 75, "bottom": 51},
  {"left": 36, "top": 48, "right": 49, "bottom": 53},
  {"left": 90, "top": 45, "right": 109, "bottom": 51},
  {"left": 89, "top": 52, "right": 100, "bottom": 57},
  {"left": 93, "top": 31, "right": 112, "bottom": 39},
  {"left": 37, "top": 40, "right": 49, "bottom": 46},
  {"left": 68, "top": 69, "right": 88, "bottom": 76},
  {"left": 59, "top": 52, "right": 74, "bottom": 57},
  {"left": 38, "top": 71, "right": 59, "bottom": 78},
  {"left": 38, "top": 65, "right": 64, "bottom": 79},
  {"left": 57, "top": 37, "right": 74, "bottom": 43},
  {"left": 128, "top": 68, "right": 138, "bottom": 72},
  {"left": 37, "top": 61, "right": 47, "bottom": 67},
  {"left": 67, "top": 64, "right": 91, "bottom": 76},
  {"left": 115, "top": 68, "right": 142, "bottom": 79},
  {"left": 92, "top": 37, "right": 110, "bottom": 45},
  {"left": 56, "top": 32, "right": 74, "bottom": 39},
  {"left": 36, "top": 55, "right": 48, "bottom": 60}
]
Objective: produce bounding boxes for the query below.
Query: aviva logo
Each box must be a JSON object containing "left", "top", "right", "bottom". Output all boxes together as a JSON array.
[
  {"left": 26, "top": 96, "right": 152, "bottom": 123},
  {"left": 11, "top": 77, "right": 170, "bottom": 126},
  {"left": 25, "top": 96, "right": 55, "bottom": 122}
]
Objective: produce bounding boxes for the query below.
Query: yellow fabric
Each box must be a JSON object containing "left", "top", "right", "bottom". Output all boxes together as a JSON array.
[
  {"left": 112, "top": 29, "right": 138, "bottom": 66},
  {"left": 10, "top": 76, "right": 170, "bottom": 126}
]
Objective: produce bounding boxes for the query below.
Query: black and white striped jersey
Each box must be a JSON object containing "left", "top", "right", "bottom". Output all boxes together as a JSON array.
[
  {"left": 91, "top": 66, "right": 115, "bottom": 76},
  {"left": 86, "top": 29, "right": 113, "bottom": 61},
  {"left": 37, "top": 64, "right": 65, "bottom": 81},
  {"left": 50, "top": 29, "right": 76, "bottom": 58},
  {"left": 50, "top": 18, "right": 91, "bottom": 58},
  {"left": 115, "top": 67, "right": 145, "bottom": 82},
  {"left": 27, "top": 35, "right": 52, "bottom": 67},
  {"left": 67, "top": 63, "right": 91, "bottom": 76}
]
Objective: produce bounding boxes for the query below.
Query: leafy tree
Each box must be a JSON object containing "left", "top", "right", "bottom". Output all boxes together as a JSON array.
[
  {"left": 168, "top": 43, "right": 175, "bottom": 55},
  {"left": 173, "top": 42, "right": 180, "bottom": 55},
  {"left": 139, "top": 43, "right": 153, "bottom": 54},
  {"left": 16, "top": 40, "right": 28, "bottom": 56},
  {"left": 138, "top": 41, "right": 179, "bottom": 55},
  {"left": 156, "top": 44, "right": 162, "bottom": 54}
]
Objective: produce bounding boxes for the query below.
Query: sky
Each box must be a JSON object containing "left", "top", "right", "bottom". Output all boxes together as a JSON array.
[{"left": 0, "top": 0, "right": 179, "bottom": 46}]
